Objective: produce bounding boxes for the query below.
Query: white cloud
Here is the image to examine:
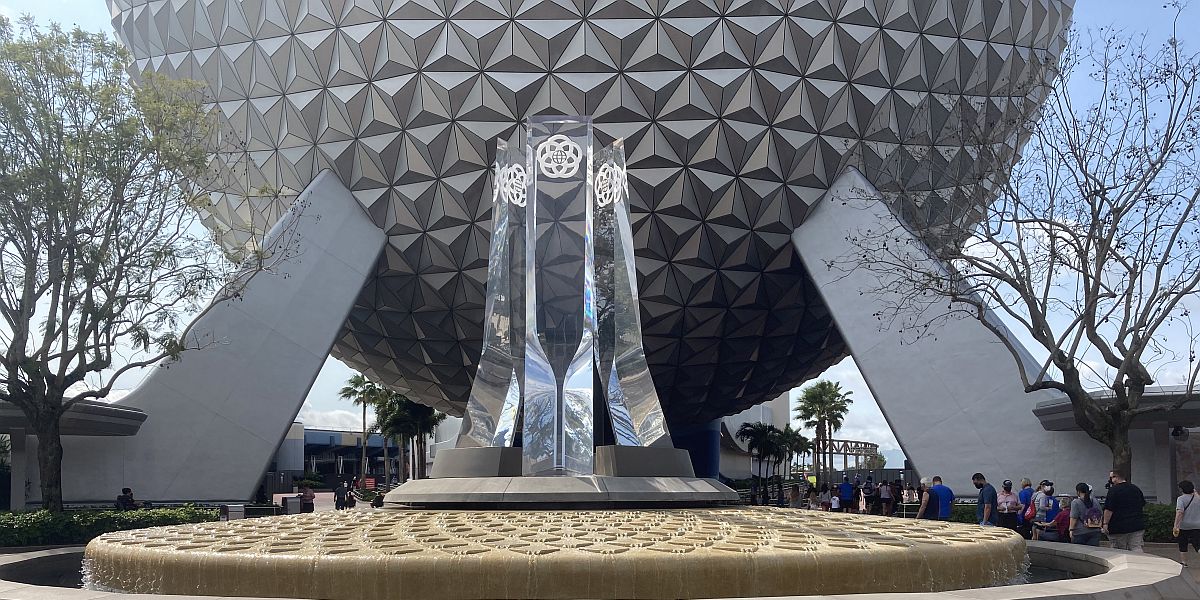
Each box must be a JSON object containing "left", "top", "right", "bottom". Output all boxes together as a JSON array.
[{"left": 297, "top": 402, "right": 368, "bottom": 432}]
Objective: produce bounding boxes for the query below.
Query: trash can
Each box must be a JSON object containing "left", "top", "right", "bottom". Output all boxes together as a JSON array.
[{"left": 220, "top": 504, "right": 245, "bottom": 521}]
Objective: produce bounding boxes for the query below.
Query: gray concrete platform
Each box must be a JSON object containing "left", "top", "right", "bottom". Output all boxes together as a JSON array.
[
  {"left": 2, "top": 540, "right": 1198, "bottom": 600},
  {"left": 384, "top": 474, "right": 739, "bottom": 507}
]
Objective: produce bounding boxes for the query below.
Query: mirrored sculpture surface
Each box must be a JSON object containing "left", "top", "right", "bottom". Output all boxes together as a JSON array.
[{"left": 457, "top": 117, "right": 670, "bottom": 476}]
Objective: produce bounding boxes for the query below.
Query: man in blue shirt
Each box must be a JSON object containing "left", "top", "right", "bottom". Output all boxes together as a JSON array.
[
  {"left": 838, "top": 476, "right": 855, "bottom": 513},
  {"left": 930, "top": 476, "right": 954, "bottom": 520},
  {"left": 972, "top": 472, "right": 998, "bottom": 526}
]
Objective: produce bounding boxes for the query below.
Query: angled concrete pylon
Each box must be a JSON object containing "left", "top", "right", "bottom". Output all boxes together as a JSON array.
[
  {"left": 21, "top": 171, "right": 386, "bottom": 505},
  {"left": 792, "top": 168, "right": 1161, "bottom": 497}
]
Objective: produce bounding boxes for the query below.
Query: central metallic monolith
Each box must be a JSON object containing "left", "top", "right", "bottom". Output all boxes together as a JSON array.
[{"left": 454, "top": 116, "right": 671, "bottom": 477}]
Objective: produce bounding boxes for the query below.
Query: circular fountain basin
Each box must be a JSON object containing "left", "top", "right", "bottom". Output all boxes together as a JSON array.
[{"left": 84, "top": 508, "right": 1023, "bottom": 599}]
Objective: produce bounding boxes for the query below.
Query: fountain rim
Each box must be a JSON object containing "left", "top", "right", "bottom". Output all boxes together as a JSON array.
[{"left": 3, "top": 539, "right": 1194, "bottom": 600}]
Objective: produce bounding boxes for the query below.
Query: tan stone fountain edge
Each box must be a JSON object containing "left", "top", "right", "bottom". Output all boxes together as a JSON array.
[{"left": 0, "top": 541, "right": 1196, "bottom": 600}]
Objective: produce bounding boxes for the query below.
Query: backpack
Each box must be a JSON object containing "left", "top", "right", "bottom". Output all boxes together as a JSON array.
[
  {"left": 1082, "top": 502, "right": 1103, "bottom": 528},
  {"left": 1023, "top": 493, "right": 1037, "bottom": 522}
]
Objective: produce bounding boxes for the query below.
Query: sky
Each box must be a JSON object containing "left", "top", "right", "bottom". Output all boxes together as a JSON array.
[{"left": 2, "top": 0, "right": 1197, "bottom": 468}]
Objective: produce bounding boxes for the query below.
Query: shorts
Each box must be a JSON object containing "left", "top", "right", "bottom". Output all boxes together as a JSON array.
[
  {"left": 1108, "top": 530, "right": 1145, "bottom": 552},
  {"left": 1178, "top": 529, "right": 1200, "bottom": 552}
]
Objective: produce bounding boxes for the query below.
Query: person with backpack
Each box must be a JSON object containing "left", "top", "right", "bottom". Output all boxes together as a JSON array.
[
  {"left": 1016, "top": 478, "right": 1035, "bottom": 538},
  {"left": 1068, "top": 483, "right": 1102, "bottom": 546},
  {"left": 1173, "top": 480, "right": 1200, "bottom": 565},
  {"left": 1030, "top": 480, "right": 1057, "bottom": 523}
]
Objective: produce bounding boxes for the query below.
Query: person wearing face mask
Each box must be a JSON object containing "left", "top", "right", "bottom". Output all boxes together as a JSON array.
[
  {"left": 1032, "top": 480, "right": 1057, "bottom": 523},
  {"left": 996, "top": 480, "right": 1022, "bottom": 531},
  {"left": 972, "top": 473, "right": 998, "bottom": 526},
  {"left": 1101, "top": 469, "right": 1146, "bottom": 552},
  {"left": 1069, "top": 483, "right": 1103, "bottom": 546}
]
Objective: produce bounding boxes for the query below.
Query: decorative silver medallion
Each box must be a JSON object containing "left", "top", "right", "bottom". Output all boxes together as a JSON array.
[
  {"left": 536, "top": 134, "right": 584, "bottom": 179},
  {"left": 498, "top": 164, "right": 528, "bottom": 207},
  {"left": 594, "top": 163, "right": 624, "bottom": 207}
]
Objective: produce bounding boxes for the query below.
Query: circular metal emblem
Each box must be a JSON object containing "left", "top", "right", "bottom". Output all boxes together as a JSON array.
[
  {"left": 594, "top": 163, "right": 625, "bottom": 207},
  {"left": 536, "top": 134, "right": 584, "bottom": 179},
  {"left": 497, "top": 163, "right": 528, "bottom": 207}
]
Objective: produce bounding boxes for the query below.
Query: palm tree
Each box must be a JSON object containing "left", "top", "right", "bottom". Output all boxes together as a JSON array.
[
  {"left": 736, "top": 421, "right": 776, "bottom": 505},
  {"left": 371, "top": 390, "right": 418, "bottom": 484},
  {"left": 411, "top": 404, "right": 446, "bottom": 479},
  {"left": 795, "top": 380, "right": 852, "bottom": 487},
  {"left": 776, "top": 424, "right": 810, "bottom": 480},
  {"left": 370, "top": 391, "right": 446, "bottom": 481},
  {"left": 339, "top": 374, "right": 381, "bottom": 488}
]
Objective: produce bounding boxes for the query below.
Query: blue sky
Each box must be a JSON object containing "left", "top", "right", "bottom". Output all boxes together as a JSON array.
[{"left": 1, "top": 1, "right": 1196, "bottom": 468}]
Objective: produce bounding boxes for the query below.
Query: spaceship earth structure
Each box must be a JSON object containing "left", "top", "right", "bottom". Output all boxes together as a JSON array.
[{"left": 106, "top": 0, "right": 1072, "bottom": 425}]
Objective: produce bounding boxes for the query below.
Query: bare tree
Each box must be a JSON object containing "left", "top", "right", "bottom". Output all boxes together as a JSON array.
[
  {"left": 0, "top": 19, "right": 298, "bottom": 510},
  {"left": 835, "top": 15, "right": 1200, "bottom": 478}
]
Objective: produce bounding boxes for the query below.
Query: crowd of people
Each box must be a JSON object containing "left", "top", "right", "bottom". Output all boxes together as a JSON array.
[{"left": 785, "top": 468, "right": 1200, "bottom": 565}]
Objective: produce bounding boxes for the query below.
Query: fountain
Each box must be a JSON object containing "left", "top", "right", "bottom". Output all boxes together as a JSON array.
[{"left": 84, "top": 119, "right": 1027, "bottom": 599}]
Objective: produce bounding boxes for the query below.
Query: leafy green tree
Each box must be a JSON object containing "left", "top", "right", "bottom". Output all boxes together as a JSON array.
[
  {"left": 0, "top": 19, "right": 285, "bottom": 511},
  {"left": 795, "top": 380, "right": 853, "bottom": 485},
  {"left": 863, "top": 451, "right": 887, "bottom": 470}
]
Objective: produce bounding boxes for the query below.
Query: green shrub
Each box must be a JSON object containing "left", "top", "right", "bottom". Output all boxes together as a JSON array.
[
  {"left": 1145, "top": 503, "right": 1175, "bottom": 543},
  {"left": 0, "top": 506, "right": 218, "bottom": 547},
  {"left": 947, "top": 501, "right": 1175, "bottom": 542}
]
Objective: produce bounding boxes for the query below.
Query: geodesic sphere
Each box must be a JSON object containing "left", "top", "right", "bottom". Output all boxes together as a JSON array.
[{"left": 106, "top": 0, "right": 1072, "bottom": 423}]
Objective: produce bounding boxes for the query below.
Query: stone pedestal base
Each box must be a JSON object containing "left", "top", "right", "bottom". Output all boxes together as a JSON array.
[
  {"left": 429, "top": 447, "right": 522, "bottom": 478},
  {"left": 593, "top": 445, "right": 695, "bottom": 477},
  {"left": 384, "top": 475, "right": 738, "bottom": 508}
]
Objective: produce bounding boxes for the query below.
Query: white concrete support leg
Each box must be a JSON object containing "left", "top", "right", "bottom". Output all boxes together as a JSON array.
[
  {"left": 792, "top": 168, "right": 1160, "bottom": 496},
  {"left": 32, "top": 171, "right": 386, "bottom": 504}
]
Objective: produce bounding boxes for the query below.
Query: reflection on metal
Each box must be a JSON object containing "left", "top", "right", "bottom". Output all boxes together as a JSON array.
[
  {"left": 594, "top": 140, "right": 669, "bottom": 448},
  {"left": 457, "top": 116, "right": 673, "bottom": 474},
  {"left": 457, "top": 137, "right": 525, "bottom": 448},
  {"left": 524, "top": 117, "right": 595, "bottom": 476}
]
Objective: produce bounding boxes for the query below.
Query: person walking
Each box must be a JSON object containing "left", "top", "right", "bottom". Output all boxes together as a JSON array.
[
  {"left": 334, "top": 481, "right": 350, "bottom": 510},
  {"left": 972, "top": 473, "right": 998, "bottom": 526},
  {"left": 929, "top": 476, "right": 954, "bottom": 521},
  {"left": 996, "top": 480, "right": 1022, "bottom": 531},
  {"left": 1068, "top": 483, "right": 1103, "bottom": 546},
  {"left": 1173, "top": 480, "right": 1200, "bottom": 565},
  {"left": 1102, "top": 469, "right": 1146, "bottom": 552},
  {"left": 879, "top": 479, "right": 894, "bottom": 516},
  {"left": 838, "top": 476, "right": 855, "bottom": 513}
]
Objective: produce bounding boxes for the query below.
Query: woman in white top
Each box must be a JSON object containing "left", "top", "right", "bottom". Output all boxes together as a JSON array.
[{"left": 1173, "top": 480, "right": 1200, "bottom": 566}]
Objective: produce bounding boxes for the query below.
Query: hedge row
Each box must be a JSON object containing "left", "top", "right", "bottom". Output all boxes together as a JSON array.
[
  {"left": 947, "top": 502, "right": 1176, "bottom": 542},
  {"left": 0, "top": 507, "right": 218, "bottom": 547}
]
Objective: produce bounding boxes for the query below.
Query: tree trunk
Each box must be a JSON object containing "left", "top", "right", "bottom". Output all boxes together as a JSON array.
[
  {"left": 417, "top": 436, "right": 427, "bottom": 479},
  {"left": 1110, "top": 422, "right": 1133, "bottom": 478},
  {"left": 360, "top": 403, "right": 368, "bottom": 488},
  {"left": 33, "top": 417, "right": 64, "bottom": 512},
  {"left": 382, "top": 437, "right": 390, "bottom": 486}
]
